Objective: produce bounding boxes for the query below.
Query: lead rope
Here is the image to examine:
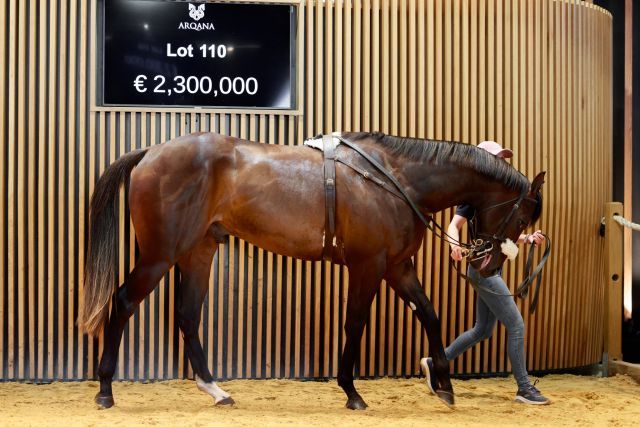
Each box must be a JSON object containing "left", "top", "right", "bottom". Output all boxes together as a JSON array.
[{"left": 451, "top": 235, "right": 551, "bottom": 313}]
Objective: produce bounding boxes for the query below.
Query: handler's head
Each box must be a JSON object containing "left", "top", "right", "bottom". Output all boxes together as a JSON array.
[{"left": 478, "top": 140, "right": 513, "bottom": 159}]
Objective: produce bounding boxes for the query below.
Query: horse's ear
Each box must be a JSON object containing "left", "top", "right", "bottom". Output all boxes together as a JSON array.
[{"left": 530, "top": 171, "right": 546, "bottom": 194}]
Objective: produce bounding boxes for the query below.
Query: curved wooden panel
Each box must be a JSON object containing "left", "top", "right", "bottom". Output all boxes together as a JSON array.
[{"left": 0, "top": 0, "right": 611, "bottom": 381}]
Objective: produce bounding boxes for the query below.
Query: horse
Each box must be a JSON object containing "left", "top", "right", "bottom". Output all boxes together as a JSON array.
[{"left": 79, "top": 131, "right": 545, "bottom": 410}]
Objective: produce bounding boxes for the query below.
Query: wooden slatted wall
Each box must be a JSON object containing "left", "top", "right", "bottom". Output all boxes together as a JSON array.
[{"left": 0, "top": 0, "right": 612, "bottom": 381}]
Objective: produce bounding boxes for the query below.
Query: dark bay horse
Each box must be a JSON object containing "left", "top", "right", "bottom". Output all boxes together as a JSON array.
[{"left": 79, "top": 131, "right": 544, "bottom": 410}]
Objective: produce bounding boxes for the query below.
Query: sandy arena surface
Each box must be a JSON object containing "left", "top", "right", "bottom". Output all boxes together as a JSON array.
[{"left": 0, "top": 374, "right": 638, "bottom": 426}]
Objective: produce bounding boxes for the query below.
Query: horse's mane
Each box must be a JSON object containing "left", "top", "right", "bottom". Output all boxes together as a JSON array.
[{"left": 341, "top": 132, "right": 530, "bottom": 194}]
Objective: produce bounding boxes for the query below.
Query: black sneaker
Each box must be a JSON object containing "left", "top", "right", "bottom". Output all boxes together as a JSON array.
[
  {"left": 420, "top": 357, "right": 438, "bottom": 395},
  {"left": 515, "top": 382, "right": 550, "bottom": 405}
]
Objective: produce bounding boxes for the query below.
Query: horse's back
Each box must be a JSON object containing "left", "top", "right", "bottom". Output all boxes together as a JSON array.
[{"left": 128, "top": 132, "right": 327, "bottom": 261}]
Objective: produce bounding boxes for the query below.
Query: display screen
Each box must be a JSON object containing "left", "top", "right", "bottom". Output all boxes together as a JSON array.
[{"left": 102, "top": 0, "right": 296, "bottom": 109}]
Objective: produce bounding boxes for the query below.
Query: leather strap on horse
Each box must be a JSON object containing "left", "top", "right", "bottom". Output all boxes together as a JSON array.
[
  {"left": 335, "top": 157, "right": 406, "bottom": 201},
  {"left": 322, "top": 135, "right": 337, "bottom": 261},
  {"left": 335, "top": 135, "right": 435, "bottom": 230}
]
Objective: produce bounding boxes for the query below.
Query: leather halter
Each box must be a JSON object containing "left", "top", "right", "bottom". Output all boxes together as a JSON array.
[
  {"left": 475, "top": 192, "right": 532, "bottom": 240},
  {"left": 465, "top": 192, "right": 529, "bottom": 259},
  {"left": 318, "top": 134, "right": 550, "bottom": 313}
]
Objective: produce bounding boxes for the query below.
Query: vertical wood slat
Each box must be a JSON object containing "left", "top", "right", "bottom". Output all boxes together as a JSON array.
[
  {"left": 544, "top": 0, "right": 556, "bottom": 369},
  {"left": 0, "top": 0, "right": 613, "bottom": 381},
  {"left": 47, "top": 0, "right": 56, "bottom": 379},
  {"left": 7, "top": 0, "right": 16, "bottom": 379},
  {"left": 538, "top": 0, "right": 550, "bottom": 369},
  {"left": 66, "top": 0, "right": 77, "bottom": 379},
  {"left": 0, "top": 3, "right": 15, "bottom": 377},
  {"left": 36, "top": 0, "right": 47, "bottom": 381},
  {"left": 56, "top": 0, "right": 68, "bottom": 380},
  {"left": 26, "top": 0, "right": 36, "bottom": 380},
  {"left": 0, "top": 0, "right": 6, "bottom": 380},
  {"left": 558, "top": 0, "right": 569, "bottom": 368},
  {"left": 570, "top": 0, "right": 582, "bottom": 366},
  {"left": 17, "top": 0, "right": 26, "bottom": 380}
]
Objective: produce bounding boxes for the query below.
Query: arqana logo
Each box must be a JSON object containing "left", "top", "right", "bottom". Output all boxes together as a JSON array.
[
  {"left": 188, "top": 3, "right": 205, "bottom": 21},
  {"left": 179, "top": 3, "right": 214, "bottom": 31}
]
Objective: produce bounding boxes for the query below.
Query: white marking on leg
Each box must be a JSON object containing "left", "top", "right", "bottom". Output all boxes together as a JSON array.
[
  {"left": 196, "top": 375, "right": 231, "bottom": 404},
  {"left": 410, "top": 302, "right": 417, "bottom": 311}
]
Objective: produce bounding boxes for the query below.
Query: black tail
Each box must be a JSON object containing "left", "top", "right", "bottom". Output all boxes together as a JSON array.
[{"left": 79, "top": 149, "right": 148, "bottom": 336}]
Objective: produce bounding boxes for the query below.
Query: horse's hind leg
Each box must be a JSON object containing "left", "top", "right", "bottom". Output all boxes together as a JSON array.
[
  {"left": 386, "top": 259, "right": 454, "bottom": 407},
  {"left": 176, "top": 237, "right": 234, "bottom": 406},
  {"left": 338, "top": 256, "right": 385, "bottom": 410},
  {"left": 96, "top": 256, "right": 170, "bottom": 408}
]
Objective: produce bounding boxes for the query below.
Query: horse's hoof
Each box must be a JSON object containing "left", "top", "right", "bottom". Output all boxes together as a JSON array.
[
  {"left": 435, "top": 390, "right": 455, "bottom": 408},
  {"left": 215, "top": 396, "right": 235, "bottom": 406},
  {"left": 345, "top": 396, "right": 368, "bottom": 410},
  {"left": 95, "top": 393, "right": 115, "bottom": 409}
]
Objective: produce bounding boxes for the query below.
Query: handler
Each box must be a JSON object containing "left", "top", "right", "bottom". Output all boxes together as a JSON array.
[{"left": 421, "top": 140, "right": 550, "bottom": 405}]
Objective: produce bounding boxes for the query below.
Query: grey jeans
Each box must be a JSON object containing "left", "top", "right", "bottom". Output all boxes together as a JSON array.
[{"left": 444, "top": 265, "right": 530, "bottom": 389}]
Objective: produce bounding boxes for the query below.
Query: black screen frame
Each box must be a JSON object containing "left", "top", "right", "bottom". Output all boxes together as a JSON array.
[{"left": 96, "top": 0, "right": 299, "bottom": 111}]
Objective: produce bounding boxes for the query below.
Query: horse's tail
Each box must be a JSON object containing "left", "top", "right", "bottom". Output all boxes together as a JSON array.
[{"left": 79, "top": 148, "right": 148, "bottom": 336}]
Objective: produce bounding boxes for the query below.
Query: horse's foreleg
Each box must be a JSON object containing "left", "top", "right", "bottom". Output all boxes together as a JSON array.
[
  {"left": 177, "top": 240, "right": 234, "bottom": 406},
  {"left": 338, "top": 256, "right": 385, "bottom": 410},
  {"left": 386, "top": 259, "right": 454, "bottom": 406},
  {"left": 96, "top": 257, "right": 170, "bottom": 408}
]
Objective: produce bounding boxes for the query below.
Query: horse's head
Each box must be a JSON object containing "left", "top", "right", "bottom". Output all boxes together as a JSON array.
[{"left": 469, "top": 171, "right": 545, "bottom": 276}]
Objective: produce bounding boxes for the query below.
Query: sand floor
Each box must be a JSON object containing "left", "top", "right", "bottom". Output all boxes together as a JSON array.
[{"left": 0, "top": 374, "right": 638, "bottom": 426}]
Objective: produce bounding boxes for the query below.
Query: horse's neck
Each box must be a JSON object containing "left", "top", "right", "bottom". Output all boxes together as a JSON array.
[{"left": 399, "top": 160, "right": 514, "bottom": 213}]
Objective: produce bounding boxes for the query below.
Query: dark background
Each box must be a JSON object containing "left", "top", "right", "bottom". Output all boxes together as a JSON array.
[
  {"left": 103, "top": 0, "right": 295, "bottom": 108},
  {"left": 594, "top": 0, "right": 640, "bottom": 362}
]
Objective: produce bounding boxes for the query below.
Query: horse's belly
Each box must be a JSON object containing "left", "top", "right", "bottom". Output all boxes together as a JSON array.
[
  {"left": 221, "top": 184, "right": 326, "bottom": 260},
  {"left": 216, "top": 143, "right": 329, "bottom": 260},
  {"left": 225, "top": 211, "right": 324, "bottom": 260}
]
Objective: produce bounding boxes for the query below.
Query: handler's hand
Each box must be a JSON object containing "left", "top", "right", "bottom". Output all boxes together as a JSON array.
[
  {"left": 527, "top": 230, "right": 545, "bottom": 246},
  {"left": 450, "top": 245, "right": 464, "bottom": 261}
]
